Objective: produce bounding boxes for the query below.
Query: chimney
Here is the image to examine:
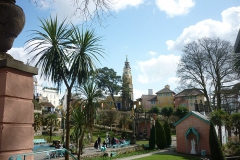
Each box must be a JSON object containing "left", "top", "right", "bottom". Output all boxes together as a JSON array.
[
  {"left": 148, "top": 89, "right": 153, "bottom": 95},
  {"left": 165, "top": 85, "right": 170, "bottom": 89}
]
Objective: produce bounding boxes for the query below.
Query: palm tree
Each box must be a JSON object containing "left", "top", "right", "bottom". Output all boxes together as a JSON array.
[
  {"left": 25, "top": 16, "right": 105, "bottom": 160},
  {"left": 71, "top": 102, "right": 86, "bottom": 160},
  {"left": 44, "top": 114, "right": 58, "bottom": 142},
  {"left": 76, "top": 77, "right": 103, "bottom": 135},
  {"left": 33, "top": 113, "right": 42, "bottom": 132},
  {"left": 70, "top": 78, "right": 102, "bottom": 159}
]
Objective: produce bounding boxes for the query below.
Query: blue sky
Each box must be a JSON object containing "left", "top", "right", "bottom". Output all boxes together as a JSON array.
[{"left": 10, "top": 0, "right": 240, "bottom": 100}]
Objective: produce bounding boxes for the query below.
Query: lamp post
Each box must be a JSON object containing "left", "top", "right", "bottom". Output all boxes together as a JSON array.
[{"left": 131, "top": 104, "right": 136, "bottom": 144}]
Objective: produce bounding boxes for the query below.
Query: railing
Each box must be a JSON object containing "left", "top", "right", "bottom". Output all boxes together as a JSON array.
[{"left": 8, "top": 148, "right": 77, "bottom": 160}]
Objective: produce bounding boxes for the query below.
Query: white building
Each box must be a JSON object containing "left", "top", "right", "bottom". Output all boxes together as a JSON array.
[
  {"left": 33, "top": 77, "right": 60, "bottom": 108},
  {"left": 41, "top": 87, "right": 60, "bottom": 108}
]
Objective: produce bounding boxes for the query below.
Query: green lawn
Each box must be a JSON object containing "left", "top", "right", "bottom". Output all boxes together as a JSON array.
[
  {"left": 34, "top": 135, "right": 61, "bottom": 142},
  {"left": 135, "top": 154, "right": 201, "bottom": 160}
]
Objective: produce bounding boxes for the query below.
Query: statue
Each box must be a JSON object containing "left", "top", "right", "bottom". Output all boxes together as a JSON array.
[{"left": 190, "top": 138, "right": 197, "bottom": 154}]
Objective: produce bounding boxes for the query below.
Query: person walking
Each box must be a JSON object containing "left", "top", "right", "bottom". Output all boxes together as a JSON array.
[
  {"left": 108, "top": 135, "right": 111, "bottom": 147},
  {"left": 97, "top": 135, "right": 101, "bottom": 149}
]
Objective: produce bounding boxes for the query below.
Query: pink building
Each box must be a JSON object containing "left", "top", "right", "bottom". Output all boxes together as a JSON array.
[{"left": 174, "top": 111, "right": 211, "bottom": 156}]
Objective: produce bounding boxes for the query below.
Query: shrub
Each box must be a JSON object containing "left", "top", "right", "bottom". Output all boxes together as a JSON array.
[
  {"left": 175, "top": 106, "right": 188, "bottom": 119},
  {"left": 209, "top": 122, "right": 225, "bottom": 160},
  {"left": 148, "top": 124, "right": 156, "bottom": 150},
  {"left": 155, "top": 120, "right": 166, "bottom": 149},
  {"left": 164, "top": 121, "right": 171, "bottom": 146}
]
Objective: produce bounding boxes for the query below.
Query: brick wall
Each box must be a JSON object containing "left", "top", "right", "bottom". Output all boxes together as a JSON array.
[{"left": 176, "top": 115, "right": 210, "bottom": 155}]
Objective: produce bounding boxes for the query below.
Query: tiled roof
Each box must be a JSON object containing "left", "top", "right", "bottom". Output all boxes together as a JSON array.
[
  {"left": 141, "top": 95, "right": 156, "bottom": 101},
  {"left": 148, "top": 96, "right": 157, "bottom": 101},
  {"left": 41, "top": 102, "right": 55, "bottom": 108},
  {"left": 156, "top": 87, "right": 175, "bottom": 94},
  {"left": 174, "top": 111, "right": 210, "bottom": 126},
  {"left": 175, "top": 88, "right": 204, "bottom": 97}
]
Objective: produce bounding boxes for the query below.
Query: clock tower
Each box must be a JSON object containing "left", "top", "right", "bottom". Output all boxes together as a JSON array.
[{"left": 122, "top": 55, "right": 133, "bottom": 110}]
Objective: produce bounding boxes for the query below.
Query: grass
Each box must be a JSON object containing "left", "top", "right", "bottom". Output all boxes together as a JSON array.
[
  {"left": 135, "top": 154, "right": 202, "bottom": 160},
  {"left": 84, "top": 149, "right": 159, "bottom": 160},
  {"left": 34, "top": 135, "right": 61, "bottom": 142}
]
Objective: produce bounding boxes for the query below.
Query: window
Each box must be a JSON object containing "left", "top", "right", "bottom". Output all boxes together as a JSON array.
[
  {"left": 151, "top": 101, "right": 155, "bottom": 104},
  {"left": 158, "top": 101, "right": 161, "bottom": 104}
]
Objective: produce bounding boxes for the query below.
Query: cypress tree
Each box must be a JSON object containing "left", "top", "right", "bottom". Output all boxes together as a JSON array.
[
  {"left": 209, "top": 122, "right": 225, "bottom": 160},
  {"left": 164, "top": 121, "right": 172, "bottom": 146},
  {"left": 155, "top": 120, "right": 167, "bottom": 149},
  {"left": 148, "top": 124, "right": 156, "bottom": 150}
]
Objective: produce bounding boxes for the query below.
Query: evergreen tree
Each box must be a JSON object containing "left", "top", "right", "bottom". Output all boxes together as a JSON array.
[
  {"left": 148, "top": 124, "right": 156, "bottom": 150},
  {"left": 164, "top": 121, "right": 172, "bottom": 146},
  {"left": 155, "top": 120, "right": 167, "bottom": 149},
  {"left": 209, "top": 122, "right": 225, "bottom": 160}
]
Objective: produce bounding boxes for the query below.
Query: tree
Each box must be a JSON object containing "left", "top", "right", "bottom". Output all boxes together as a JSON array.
[
  {"left": 148, "top": 124, "right": 155, "bottom": 150},
  {"left": 177, "top": 37, "right": 237, "bottom": 111},
  {"left": 33, "top": 113, "right": 42, "bottom": 132},
  {"left": 177, "top": 39, "right": 211, "bottom": 111},
  {"left": 119, "top": 112, "right": 131, "bottom": 132},
  {"left": 210, "top": 110, "right": 227, "bottom": 145},
  {"left": 26, "top": 16, "right": 105, "bottom": 160},
  {"left": 95, "top": 67, "right": 122, "bottom": 109},
  {"left": 209, "top": 122, "right": 225, "bottom": 160},
  {"left": 43, "top": 113, "right": 58, "bottom": 142},
  {"left": 71, "top": 77, "right": 102, "bottom": 159},
  {"left": 163, "top": 121, "right": 172, "bottom": 146},
  {"left": 31, "top": 0, "right": 113, "bottom": 24},
  {"left": 121, "top": 76, "right": 133, "bottom": 110},
  {"left": 149, "top": 106, "right": 160, "bottom": 114},
  {"left": 100, "top": 110, "right": 119, "bottom": 131},
  {"left": 161, "top": 106, "right": 174, "bottom": 120},
  {"left": 175, "top": 106, "right": 188, "bottom": 119},
  {"left": 231, "top": 113, "right": 240, "bottom": 140},
  {"left": 155, "top": 119, "right": 166, "bottom": 149},
  {"left": 77, "top": 77, "right": 103, "bottom": 134},
  {"left": 71, "top": 105, "right": 85, "bottom": 160}
]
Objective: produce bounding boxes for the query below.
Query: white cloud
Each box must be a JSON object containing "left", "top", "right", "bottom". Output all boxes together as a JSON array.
[
  {"left": 136, "top": 54, "right": 180, "bottom": 84},
  {"left": 155, "top": 0, "right": 195, "bottom": 17},
  {"left": 37, "top": 0, "right": 144, "bottom": 25},
  {"left": 111, "top": 0, "right": 144, "bottom": 11},
  {"left": 167, "top": 6, "right": 240, "bottom": 51},
  {"left": 8, "top": 47, "right": 53, "bottom": 87},
  {"left": 133, "top": 88, "right": 147, "bottom": 100},
  {"left": 147, "top": 51, "right": 157, "bottom": 56}
]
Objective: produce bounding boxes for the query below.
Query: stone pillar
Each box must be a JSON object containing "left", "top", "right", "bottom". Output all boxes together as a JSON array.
[{"left": 0, "top": 58, "right": 38, "bottom": 160}]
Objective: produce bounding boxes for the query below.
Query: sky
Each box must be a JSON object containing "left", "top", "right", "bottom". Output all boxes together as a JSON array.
[{"left": 10, "top": 0, "right": 240, "bottom": 100}]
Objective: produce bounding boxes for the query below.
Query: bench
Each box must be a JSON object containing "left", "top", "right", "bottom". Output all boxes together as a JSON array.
[
  {"left": 112, "top": 144, "right": 119, "bottom": 148},
  {"left": 110, "top": 152, "right": 117, "bottom": 157},
  {"left": 101, "top": 146, "right": 107, "bottom": 152},
  {"left": 46, "top": 149, "right": 64, "bottom": 159},
  {"left": 120, "top": 140, "right": 130, "bottom": 147}
]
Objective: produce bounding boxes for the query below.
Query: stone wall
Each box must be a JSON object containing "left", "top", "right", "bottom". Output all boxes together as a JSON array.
[{"left": 57, "top": 145, "right": 144, "bottom": 160}]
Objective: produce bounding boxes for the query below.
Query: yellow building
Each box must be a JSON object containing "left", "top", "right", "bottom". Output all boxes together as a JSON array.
[
  {"left": 174, "top": 88, "right": 205, "bottom": 111},
  {"left": 155, "top": 85, "right": 175, "bottom": 108},
  {"left": 100, "top": 96, "right": 122, "bottom": 110}
]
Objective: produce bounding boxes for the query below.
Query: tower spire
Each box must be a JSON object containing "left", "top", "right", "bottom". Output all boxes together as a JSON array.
[{"left": 126, "top": 55, "right": 128, "bottom": 62}]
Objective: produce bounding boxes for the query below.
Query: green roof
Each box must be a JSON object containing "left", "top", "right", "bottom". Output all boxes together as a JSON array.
[{"left": 174, "top": 111, "right": 210, "bottom": 126}]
